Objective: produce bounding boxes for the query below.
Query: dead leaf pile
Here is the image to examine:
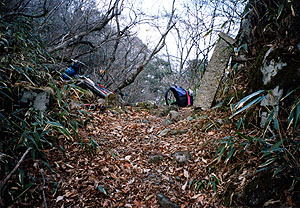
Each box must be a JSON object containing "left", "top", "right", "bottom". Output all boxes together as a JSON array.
[{"left": 43, "top": 106, "right": 254, "bottom": 207}]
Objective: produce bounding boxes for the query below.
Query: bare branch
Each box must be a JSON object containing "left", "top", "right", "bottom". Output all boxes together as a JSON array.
[
  {"left": 116, "top": 21, "right": 177, "bottom": 91},
  {"left": 48, "top": 0, "right": 120, "bottom": 53},
  {"left": 0, "top": 147, "right": 32, "bottom": 191},
  {"left": 1, "top": 0, "right": 48, "bottom": 20}
]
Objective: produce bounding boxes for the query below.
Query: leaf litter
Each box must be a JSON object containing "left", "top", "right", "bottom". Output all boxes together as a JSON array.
[{"left": 44, "top": 106, "right": 256, "bottom": 207}]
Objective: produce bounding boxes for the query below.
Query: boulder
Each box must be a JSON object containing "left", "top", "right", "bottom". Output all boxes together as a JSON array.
[
  {"left": 172, "top": 151, "right": 191, "bottom": 165},
  {"left": 156, "top": 194, "right": 180, "bottom": 208},
  {"left": 148, "top": 154, "right": 164, "bottom": 164},
  {"left": 194, "top": 32, "right": 235, "bottom": 110},
  {"left": 169, "top": 110, "right": 181, "bottom": 122},
  {"left": 20, "top": 86, "right": 54, "bottom": 111}
]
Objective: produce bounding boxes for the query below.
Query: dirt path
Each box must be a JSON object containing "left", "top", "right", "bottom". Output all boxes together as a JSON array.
[{"left": 47, "top": 106, "right": 234, "bottom": 207}]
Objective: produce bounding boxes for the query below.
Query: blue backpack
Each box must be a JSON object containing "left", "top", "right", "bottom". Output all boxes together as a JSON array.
[
  {"left": 165, "top": 86, "right": 193, "bottom": 107},
  {"left": 62, "top": 64, "right": 80, "bottom": 80}
]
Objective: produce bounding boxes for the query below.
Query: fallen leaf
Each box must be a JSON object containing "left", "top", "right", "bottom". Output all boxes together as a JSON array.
[
  {"left": 182, "top": 181, "right": 188, "bottom": 190},
  {"left": 183, "top": 169, "right": 189, "bottom": 179},
  {"left": 207, "top": 131, "right": 215, "bottom": 136},
  {"left": 56, "top": 195, "right": 64, "bottom": 203},
  {"left": 263, "top": 199, "right": 280, "bottom": 207},
  {"left": 125, "top": 155, "right": 131, "bottom": 161}
]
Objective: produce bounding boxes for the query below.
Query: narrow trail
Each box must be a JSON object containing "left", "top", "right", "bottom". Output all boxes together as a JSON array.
[{"left": 47, "top": 106, "right": 235, "bottom": 207}]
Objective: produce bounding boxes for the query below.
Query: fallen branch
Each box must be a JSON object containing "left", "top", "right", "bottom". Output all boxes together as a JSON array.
[
  {"left": 40, "top": 168, "right": 48, "bottom": 208},
  {"left": 0, "top": 147, "right": 32, "bottom": 191}
]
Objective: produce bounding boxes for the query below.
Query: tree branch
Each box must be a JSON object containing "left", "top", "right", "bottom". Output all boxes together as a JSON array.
[
  {"left": 48, "top": 0, "right": 120, "bottom": 53},
  {"left": 0, "top": 147, "right": 32, "bottom": 191},
  {"left": 1, "top": 0, "right": 48, "bottom": 20},
  {"left": 116, "top": 21, "right": 177, "bottom": 91}
]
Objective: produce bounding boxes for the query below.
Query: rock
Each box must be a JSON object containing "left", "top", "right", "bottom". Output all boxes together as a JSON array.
[
  {"left": 149, "top": 155, "right": 163, "bottom": 164},
  {"left": 20, "top": 86, "right": 54, "bottom": 111},
  {"left": 172, "top": 151, "right": 191, "bottom": 164},
  {"left": 137, "top": 119, "right": 150, "bottom": 124},
  {"left": 169, "top": 110, "right": 181, "bottom": 122},
  {"left": 260, "top": 86, "right": 283, "bottom": 107},
  {"left": 105, "top": 93, "right": 117, "bottom": 108},
  {"left": 159, "top": 128, "right": 170, "bottom": 137},
  {"left": 69, "top": 100, "right": 81, "bottom": 109},
  {"left": 194, "top": 32, "right": 235, "bottom": 110},
  {"left": 259, "top": 111, "right": 268, "bottom": 128},
  {"left": 162, "top": 118, "right": 173, "bottom": 126},
  {"left": 157, "top": 105, "right": 178, "bottom": 117},
  {"left": 134, "top": 101, "right": 158, "bottom": 109},
  {"left": 156, "top": 194, "right": 180, "bottom": 208},
  {"left": 260, "top": 47, "right": 287, "bottom": 85}
]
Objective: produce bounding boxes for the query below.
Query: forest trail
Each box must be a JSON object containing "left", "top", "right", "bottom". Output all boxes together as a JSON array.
[{"left": 46, "top": 106, "right": 236, "bottom": 207}]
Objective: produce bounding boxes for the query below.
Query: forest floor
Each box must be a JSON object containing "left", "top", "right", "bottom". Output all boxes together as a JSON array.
[{"left": 44, "top": 105, "right": 260, "bottom": 207}]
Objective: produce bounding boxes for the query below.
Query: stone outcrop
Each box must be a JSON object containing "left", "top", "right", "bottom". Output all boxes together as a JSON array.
[
  {"left": 20, "top": 86, "right": 54, "bottom": 111},
  {"left": 194, "top": 32, "right": 235, "bottom": 110}
]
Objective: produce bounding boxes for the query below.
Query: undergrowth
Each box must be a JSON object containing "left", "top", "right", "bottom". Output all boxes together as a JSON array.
[{"left": 0, "top": 15, "right": 90, "bottom": 206}]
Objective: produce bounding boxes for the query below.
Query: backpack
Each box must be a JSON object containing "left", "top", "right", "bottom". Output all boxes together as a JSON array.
[
  {"left": 165, "top": 86, "right": 193, "bottom": 107},
  {"left": 62, "top": 64, "right": 80, "bottom": 80}
]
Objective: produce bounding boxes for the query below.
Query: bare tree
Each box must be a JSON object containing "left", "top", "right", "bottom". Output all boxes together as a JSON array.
[
  {"left": 1, "top": 0, "right": 49, "bottom": 19},
  {"left": 162, "top": 0, "right": 245, "bottom": 90}
]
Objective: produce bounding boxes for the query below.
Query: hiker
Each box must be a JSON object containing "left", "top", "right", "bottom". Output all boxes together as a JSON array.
[{"left": 165, "top": 86, "right": 193, "bottom": 107}]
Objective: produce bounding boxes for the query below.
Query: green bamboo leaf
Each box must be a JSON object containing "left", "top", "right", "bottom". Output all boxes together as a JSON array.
[
  {"left": 259, "top": 157, "right": 277, "bottom": 168},
  {"left": 268, "top": 140, "right": 282, "bottom": 152},
  {"left": 97, "top": 185, "right": 107, "bottom": 196},
  {"left": 0, "top": 37, "right": 9, "bottom": 45},
  {"left": 46, "top": 121, "right": 72, "bottom": 140},
  {"left": 40, "top": 160, "right": 57, "bottom": 174},
  {"left": 19, "top": 169, "right": 25, "bottom": 185},
  {"left": 0, "top": 87, "right": 13, "bottom": 101},
  {"left": 16, "top": 182, "right": 33, "bottom": 199},
  {"left": 225, "top": 147, "right": 235, "bottom": 163},
  {"left": 69, "top": 84, "right": 88, "bottom": 93},
  {"left": 233, "top": 90, "right": 265, "bottom": 111},
  {"left": 273, "top": 117, "right": 279, "bottom": 131},
  {"left": 0, "top": 112, "right": 11, "bottom": 127},
  {"left": 46, "top": 121, "right": 64, "bottom": 128},
  {"left": 235, "top": 131, "right": 253, "bottom": 142},
  {"left": 217, "top": 145, "right": 226, "bottom": 163},
  {"left": 256, "top": 166, "right": 272, "bottom": 173},
  {"left": 27, "top": 135, "right": 39, "bottom": 149},
  {"left": 273, "top": 164, "right": 286, "bottom": 176},
  {"left": 281, "top": 87, "right": 300, "bottom": 101},
  {"left": 33, "top": 132, "right": 43, "bottom": 149},
  {"left": 287, "top": 108, "right": 294, "bottom": 130},
  {"left": 277, "top": 4, "right": 284, "bottom": 20},
  {"left": 91, "top": 139, "right": 100, "bottom": 148},
  {"left": 212, "top": 181, "right": 216, "bottom": 192},
  {"left": 294, "top": 103, "right": 300, "bottom": 130},
  {"left": 264, "top": 110, "right": 275, "bottom": 130},
  {"left": 230, "top": 96, "right": 264, "bottom": 119},
  {"left": 287, "top": 98, "right": 300, "bottom": 130},
  {"left": 10, "top": 64, "right": 36, "bottom": 86},
  {"left": 236, "top": 118, "right": 244, "bottom": 130}
]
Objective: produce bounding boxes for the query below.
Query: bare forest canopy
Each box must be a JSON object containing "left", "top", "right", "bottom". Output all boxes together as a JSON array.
[{"left": 1, "top": 0, "right": 245, "bottom": 103}]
